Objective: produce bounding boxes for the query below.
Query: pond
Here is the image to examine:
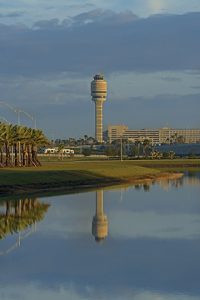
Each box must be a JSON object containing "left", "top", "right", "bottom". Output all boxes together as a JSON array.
[{"left": 0, "top": 172, "right": 200, "bottom": 300}]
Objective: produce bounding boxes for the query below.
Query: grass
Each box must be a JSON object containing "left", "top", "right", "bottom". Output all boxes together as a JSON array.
[
  {"left": 0, "top": 159, "right": 199, "bottom": 196},
  {"left": 0, "top": 161, "right": 159, "bottom": 185},
  {"left": 124, "top": 158, "right": 200, "bottom": 171}
]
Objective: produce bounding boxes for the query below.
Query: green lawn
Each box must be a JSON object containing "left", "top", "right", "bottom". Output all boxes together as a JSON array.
[
  {"left": 0, "top": 159, "right": 199, "bottom": 196},
  {"left": 0, "top": 161, "right": 159, "bottom": 185}
]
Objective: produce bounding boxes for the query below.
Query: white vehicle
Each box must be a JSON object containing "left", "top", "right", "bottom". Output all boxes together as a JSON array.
[
  {"left": 44, "top": 148, "right": 74, "bottom": 155},
  {"left": 61, "top": 149, "right": 74, "bottom": 155},
  {"left": 44, "top": 148, "right": 58, "bottom": 154}
]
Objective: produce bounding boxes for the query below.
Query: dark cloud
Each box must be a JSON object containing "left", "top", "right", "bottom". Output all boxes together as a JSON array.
[
  {"left": 0, "top": 10, "right": 199, "bottom": 137},
  {"left": 72, "top": 8, "right": 138, "bottom": 25},
  {"left": 34, "top": 18, "right": 60, "bottom": 29},
  {"left": 160, "top": 76, "right": 182, "bottom": 82},
  {"left": 0, "top": 11, "right": 200, "bottom": 76},
  {"left": 0, "top": 12, "right": 24, "bottom": 18},
  {"left": 191, "top": 85, "right": 200, "bottom": 90}
]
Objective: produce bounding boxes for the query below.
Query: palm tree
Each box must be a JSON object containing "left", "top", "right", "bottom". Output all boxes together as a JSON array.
[
  {"left": 134, "top": 140, "right": 141, "bottom": 158},
  {"left": 0, "top": 123, "right": 5, "bottom": 166},
  {"left": 11, "top": 124, "right": 24, "bottom": 167},
  {"left": 0, "top": 122, "right": 49, "bottom": 168},
  {"left": 58, "top": 143, "right": 65, "bottom": 160},
  {"left": 142, "top": 139, "right": 151, "bottom": 158},
  {"left": 1, "top": 124, "right": 16, "bottom": 167},
  {"left": 30, "top": 129, "right": 49, "bottom": 165},
  {"left": 16, "top": 126, "right": 29, "bottom": 167}
]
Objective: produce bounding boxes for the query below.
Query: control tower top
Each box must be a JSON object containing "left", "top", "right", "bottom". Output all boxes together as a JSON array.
[
  {"left": 91, "top": 74, "right": 107, "bottom": 101},
  {"left": 93, "top": 74, "right": 104, "bottom": 80}
]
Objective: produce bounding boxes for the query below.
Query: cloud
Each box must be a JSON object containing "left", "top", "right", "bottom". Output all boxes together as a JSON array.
[
  {"left": 148, "top": 0, "right": 166, "bottom": 14},
  {"left": 0, "top": 11, "right": 200, "bottom": 77},
  {"left": 33, "top": 9, "right": 138, "bottom": 29},
  {"left": 72, "top": 8, "right": 138, "bottom": 25},
  {"left": 191, "top": 85, "right": 200, "bottom": 90},
  {"left": 0, "top": 11, "right": 199, "bottom": 137},
  {"left": 0, "top": 11, "right": 24, "bottom": 18},
  {"left": 0, "top": 283, "right": 199, "bottom": 300},
  {"left": 0, "top": 1, "right": 97, "bottom": 27},
  {"left": 1, "top": 0, "right": 200, "bottom": 27},
  {"left": 160, "top": 76, "right": 182, "bottom": 82}
]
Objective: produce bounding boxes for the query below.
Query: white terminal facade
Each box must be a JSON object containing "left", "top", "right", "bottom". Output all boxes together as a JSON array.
[
  {"left": 91, "top": 74, "right": 107, "bottom": 143},
  {"left": 107, "top": 125, "right": 200, "bottom": 144}
]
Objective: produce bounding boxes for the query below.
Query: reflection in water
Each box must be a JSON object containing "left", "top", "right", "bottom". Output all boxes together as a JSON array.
[
  {"left": 132, "top": 172, "right": 200, "bottom": 192},
  {"left": 0, "top": 173, "right": 199, "bottom": 299},
  {"left": 0, "top": 198, "right": 50, "bottom": 254},
  {"left": 92, "top": 190, "right": 108, "bottom": 242}
]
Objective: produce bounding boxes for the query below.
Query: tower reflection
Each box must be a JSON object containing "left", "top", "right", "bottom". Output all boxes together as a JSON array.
[{"left": 92, "top": 190, "right": 108, "bottom": 242}]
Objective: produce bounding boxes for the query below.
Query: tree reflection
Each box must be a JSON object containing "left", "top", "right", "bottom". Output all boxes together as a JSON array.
[
  {"left": 0, "top": 198, "right": 50, "bottom": 241},
  {"left": 133, "top": 174, "right": 200, "bottom": 191},
  {"left": 143, "top": 183, "right": 150, "bottom": 192}
]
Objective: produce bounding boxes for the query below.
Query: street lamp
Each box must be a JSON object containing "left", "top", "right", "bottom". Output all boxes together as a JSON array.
[
  {"left": 120, "top": 136, "right": 123, "bottom": 161},
  {"left": 16, "top": 109, "right": 36, "bottom": 129},
  {"left": 0, "top": 101, "right": 18, "bottom": 123},
  {"left": 0, "top": 101, "right": 36, "bottom": 128},
  {"left": 0, "top": 101, "right": 36, "bottom": 166}
]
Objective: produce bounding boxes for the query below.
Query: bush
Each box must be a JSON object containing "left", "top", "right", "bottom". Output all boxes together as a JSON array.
[{"left": 82, "top": 148, "right": 92, "bottom": 156}]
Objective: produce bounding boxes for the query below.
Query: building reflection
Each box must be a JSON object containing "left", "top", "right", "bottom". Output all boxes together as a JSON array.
[
  {"left": 92, "top": 190, "right": 108, "bottom": 242},
  {"left": 0, "top": 198, "right": 50, "bottom": 254}
]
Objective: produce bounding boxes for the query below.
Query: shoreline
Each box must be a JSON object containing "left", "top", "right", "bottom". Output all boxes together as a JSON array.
[
  {"left": 0, "top": 172, "right": 184, "bottom": 198},
  {"left": 1, "top": 159, "right": 199, "bottom": 199}
]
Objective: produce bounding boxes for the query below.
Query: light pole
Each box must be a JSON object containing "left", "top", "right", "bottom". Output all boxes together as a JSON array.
[
  {"left": 15, "top": 109, "right": 36, "bottom": 129},
  {"left": 14, "top": 109, "right": 36, "bottom": 166},
  {"left": 0, "top": 101, "right": 36, "bottom": 165},
  {"left": 0, "top": 101, "right": 36, "bottom": 128},
  {"left": 120, "top": 136, "right": 123, "bottom": 161},
  {"left": 0, "top": 101, "right": 18, "bottom": 123},
  {"left": 0, "top": 103, "right": 18, "bottom": 165}
]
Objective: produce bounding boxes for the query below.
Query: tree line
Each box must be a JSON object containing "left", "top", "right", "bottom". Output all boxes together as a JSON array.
[{"left": 0, "top": 122, "right": 49, "bottom": 167}]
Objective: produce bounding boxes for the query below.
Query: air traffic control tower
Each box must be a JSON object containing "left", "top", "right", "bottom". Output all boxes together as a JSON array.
[{"left": 91, "top": 74, "right": 107, "bottom": 143}]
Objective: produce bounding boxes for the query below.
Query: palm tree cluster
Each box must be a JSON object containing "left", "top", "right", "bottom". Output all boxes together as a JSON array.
[
  {"left": 54, "top": 135, "right": 97, "bottom": 147},
  {"left": 0, "top": 122, "right": 49, "bottom": 167}
]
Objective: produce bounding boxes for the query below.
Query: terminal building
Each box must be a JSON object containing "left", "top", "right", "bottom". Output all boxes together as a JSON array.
[{"left": 107, "top": 125, "right": 200, "bottom": 144}]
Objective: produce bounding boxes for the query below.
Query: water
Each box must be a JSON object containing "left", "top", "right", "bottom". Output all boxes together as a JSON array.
[{"left": 0, "top": 173, "right": 200, "bottom": 300}]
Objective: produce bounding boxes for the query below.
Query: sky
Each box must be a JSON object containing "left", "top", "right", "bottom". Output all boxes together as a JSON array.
[{"left": 0, "top": 0, "right": 200, "bottom": 138}]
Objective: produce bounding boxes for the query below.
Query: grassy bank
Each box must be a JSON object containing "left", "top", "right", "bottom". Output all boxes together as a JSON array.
[{"left": 0, "top": 159, "right": 199, "bottom": 197}]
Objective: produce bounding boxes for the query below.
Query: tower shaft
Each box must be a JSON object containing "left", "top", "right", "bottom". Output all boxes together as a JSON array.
[{"left": 95, "top": 100, "right": 103, "bottom": 143}]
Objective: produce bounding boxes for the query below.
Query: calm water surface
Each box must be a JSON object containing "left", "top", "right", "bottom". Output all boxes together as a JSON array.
[{"left": 0, "top": 172, "right": 200, "bottom": 300}]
